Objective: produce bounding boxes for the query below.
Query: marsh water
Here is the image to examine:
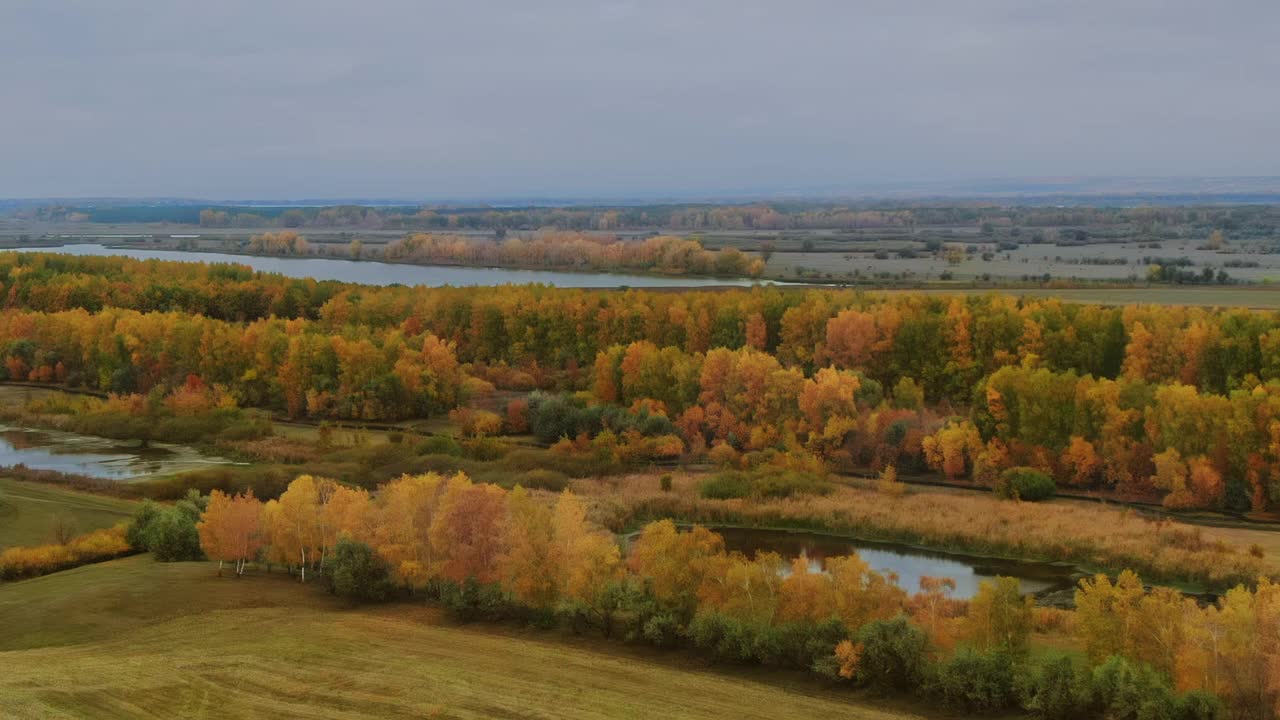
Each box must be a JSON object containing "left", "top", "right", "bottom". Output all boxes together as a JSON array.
[
  {"left": 709, "top": 526, "right": 1077, "bottom": 600},
  {"left": 10, "top": 243, "right": 770, "bottom": 288},
  {"left": 0, "top": 425, "right": 237, "bottom": 481}
]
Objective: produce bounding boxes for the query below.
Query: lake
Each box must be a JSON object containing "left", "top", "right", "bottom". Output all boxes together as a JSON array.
[
  {"left": 709, "top": 526, "right": 1076, "bottom": 600},
  {"left": 10, "top": 243, "right": 771, "bottom": 288},
  {"left": 0, "top": 425, "right": 238, "bottom": 481}
]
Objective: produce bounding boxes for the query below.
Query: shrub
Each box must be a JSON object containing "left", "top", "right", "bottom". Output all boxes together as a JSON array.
[
  {"left": 660, "top": 474, "right": 673, "bottom": 492},
  {"left": 698, "top": 469, "right": 830, "bottom": 500},
  {"left": 510, "top": 468, "right": 570, "bottom": 492},
  {"left": 145, "top": 497, "right": 205, "bottom": 562},
  {"left": 461, "top": 436, "right": 510, "bottom": 461},
  {"left": 699, "top": 473, "right": 751, "bottom": 499},
  {"left": 0, "top": 525, "right": 131, "bottom": 580},
  {"left": 926, "top": 648, "right": 1019, "bottom": 714},
  {"left": 325, "top": 538, "right": 393, "bottom": 602},
  {"left": 416, "top": 435, "right": 463, "bottom": 457},
  {"left": 450, "top": 408, "right": 504, "bottom": 437},
  {"left": 1026, "top": 655, "right": 1086, "bottom": 720},
  {"left": 126, "top": 500, "right": 162, "bottom": 551},
  {"left": 995, "top": 467, "right": 1056, "bottom": 502},
  {"left": 640, "top": 612, "right": 682, "bottom": 648},
  {"left": 1084, "top": 655, "right": 1204, "bottom": 720},
  {"left": 439, "top": 578, "right": 513, "bottom": 622},
  {"left": 854, "top": 617, "right": 929, "bottom": 693}
]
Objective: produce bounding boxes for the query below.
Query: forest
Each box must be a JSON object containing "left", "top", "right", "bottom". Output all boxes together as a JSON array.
[
  {"left": 4, "top": 252, "right": 1280, "bottom": 719},
  {"left": 3, "top": 253, "right": 1280, "bottom": 512}
]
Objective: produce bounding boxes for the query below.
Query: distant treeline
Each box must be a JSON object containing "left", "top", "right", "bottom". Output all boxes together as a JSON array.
[{"left": 13, "top": 202, "right": 1280, "bottom": 237}]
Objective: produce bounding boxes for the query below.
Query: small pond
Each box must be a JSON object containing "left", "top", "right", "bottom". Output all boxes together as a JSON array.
[
  {"left": 0, "top": 425, "right": 239, "bottom": 481},
  {"left": 708, "top": 526, "right": 1078, "bottom": 600}
]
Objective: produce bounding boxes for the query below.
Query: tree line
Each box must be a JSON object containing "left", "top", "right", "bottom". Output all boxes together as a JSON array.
[
  {"left": 10, "top": 255, "right": 1280, "bottom": 508},
  {"left": 180, "top": 472, "right": 1276, "bottom": 719}
]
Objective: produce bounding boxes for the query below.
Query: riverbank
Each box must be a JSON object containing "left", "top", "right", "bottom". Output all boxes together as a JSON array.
[{"left": 575, "top": 472, "right": 1269, "bottom": 592}]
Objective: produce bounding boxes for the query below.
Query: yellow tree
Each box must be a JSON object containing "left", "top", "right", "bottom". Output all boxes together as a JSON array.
[
  {"left": 965, "top": 576, "right": 1034, "bottom": 656},
  {"left": 374, "top": 473, "right": 448, "bottom": 589},
  {"left": 698, "top": 551, "right": 785, "bottom": 623},
  {"left": 776, "top": 557, "right": 839, "bottom": 623},
  {"left": 1060, "top": 436, "right": 1102, "bottom": 487},
  {"left": 627, "top": 519, "right": 723, "bottom": 616},
  {"left": 272, "top": 475, "right": 328, "bottom": 582},
  {"left": 429, "top": 476, "right": 508, "bottom": 584},
  {"left": 197, "top": 490, "right": 265, "bottom": 577},
  {"left": 553, "top": 491, "right": 620, "bottom": 606},
  {"left": 1075, "top": 570, "right": 1145, "bottom": 663},
  {"left": 828, "top": 554, "right": 906, "bottom": 630},
  {"left": 499, "top": 486, "right": 559, "bottom": 607},
  {"left": 324, "top": 485, "right": 373, "bottom": 545}
]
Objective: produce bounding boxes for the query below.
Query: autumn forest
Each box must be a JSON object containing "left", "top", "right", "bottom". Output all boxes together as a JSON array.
[{"left": 0, "top": 246, "right": 1279, "bottom": 718}]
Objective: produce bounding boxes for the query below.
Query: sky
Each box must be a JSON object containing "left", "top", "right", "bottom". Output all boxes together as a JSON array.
[{"left": 1, "top": 0, "right": 1277, "bottom": 200}]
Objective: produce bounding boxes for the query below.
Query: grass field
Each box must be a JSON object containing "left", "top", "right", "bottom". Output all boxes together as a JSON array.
[
  {"left": 0, "top": 477, "right": 138, "bottom": 550},
  {"left": 0, "top": 556, "right": 929, "bottom": 720}
]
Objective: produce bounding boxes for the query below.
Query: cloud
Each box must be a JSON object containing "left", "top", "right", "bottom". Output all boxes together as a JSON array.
[{"left": 1, "top": 0, "right": 1276, "bottom": 198}]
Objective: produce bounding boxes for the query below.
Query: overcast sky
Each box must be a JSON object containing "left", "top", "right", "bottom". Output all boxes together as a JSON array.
[{"left": 1, "top": 1, "right": 1277, "bottom": 200}]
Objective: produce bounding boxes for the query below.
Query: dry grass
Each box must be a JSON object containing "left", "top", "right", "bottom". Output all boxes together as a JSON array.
[
  {"left": 575, "top": 472, "right": 1266, "bottom": 589},
  {"left": 0, "top": 477, "right": 138, "bottom": 550},
  {"left": 0, "top": 555, "right": 927, "bottom": 720}
]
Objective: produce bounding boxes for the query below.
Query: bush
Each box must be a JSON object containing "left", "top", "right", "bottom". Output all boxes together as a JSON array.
[
  {"left": 510, "top": 468, "right": 570, "bottom": 492},
  {"left": 996, "top": 467, "right": 1056, "bottom": 502},
  {"left": 641, "top": 612, "right": 682, "bottom": 648},
  {"left": 126, "top": 500, "right": 162, "bottom": 551},
  {"left": 687, "top": 613, "right": 847, "bottom": 670},
  {"left": 699, "top": 473, "right": 751, "bottom": 499},
  {"left": 461, "top": 437, "right": 511, "bottom": 461},
  {"left": 145, "top": 496, "right": 205, "bottom": 562},
  {"left": 0, "top": 525, "right": 131, "bottom": 580},
  {"left": 415, "top": 435, "right": 463, "bottom": 457},
  {"left": 439, "top": 578, "right": 512, "bottom": 622},
  {"left": 1084, "top": 655, "right": 1214, "bottom": 720},
  {"left": 926, "top": 648, "right": 1019, "bottom": 714},
  {"left": 660, "top": 474, "right": 673, "bottom": 492},
  {"left": 1026, "top": 655, "right": 1086, "bottom": 720},
  {"left": 854, "top": 617, "right": 929, "bottom": 693},
  {"left": 324, "top": 538, "right": 393, "bottom": 602},
  {"left": 698, "top": 469, "right": 830, "bottom": 500}
]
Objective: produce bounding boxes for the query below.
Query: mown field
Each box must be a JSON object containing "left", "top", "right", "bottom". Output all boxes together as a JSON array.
[
  {"left": 0, "top": 556, "right": 929, "bottom": 720},
  {"left": 0, "top": 477, "right": 138, "bottom": 549}
]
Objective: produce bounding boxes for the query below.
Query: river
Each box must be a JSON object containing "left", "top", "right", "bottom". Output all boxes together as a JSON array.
[
  {"left": 0, "top": 425, "right": 238, "bottom": 481},
  {"left": 9, "top": 243, "right": 772, "bottom": 288},
  {"left": 709, "top": 526, "right": 1077, "bottom": 601}
]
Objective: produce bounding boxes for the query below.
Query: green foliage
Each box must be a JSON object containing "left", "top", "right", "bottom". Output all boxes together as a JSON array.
[
  {"left": 324, "top": 539, "right": 393, "bottom": 602},
  {"left": 659, "top": 474, "right": 673, "bottom": 492},
  {"left": 144, "top": 497, "right": 204, "bottom": 562},
  {"left": 438, "top": 578, "right": 512, "bottom": 622},
  {"left": 925, "top": 648, "right": 1019, "bottom": 714},
  {"left": 1026, "top": 654, "right": 1087, "bottom": 720},
  {"left": 853, "top": 617, "right": 928, "bottom": 693},
  {"left": 995, "top": 467, "right": 1056, "bottom": 502},
  {"left": 126, "top": 500, "right": 162, "bottom": 551},
  {"left": 509, "top": 469, "right": 570, "bottom": 492},
  {"left": 688, "top": 612, "right": 848, "bottom": 671},
  {"left": 698, "top": 473, "right": 751, "bottom": 499},
  {"left": 698, "top": 469, "right": 830, "bottom": 500},
  {"left": 1083, "top": 655, "right": 1220, "bottom": 720},
  {"left": 527, "top": 392, "right": 675, "bottom": 445},
  {"left": 415, "top": 435, "right": 463, "bottom": 457}
]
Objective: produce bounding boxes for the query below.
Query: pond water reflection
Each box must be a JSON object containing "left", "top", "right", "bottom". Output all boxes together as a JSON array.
[
  {"left": 0, "top": 425, "right": 238, "bottom": 481},
  {"left": 710, "top": 526, "right": 1077, "bottom": 600}
]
